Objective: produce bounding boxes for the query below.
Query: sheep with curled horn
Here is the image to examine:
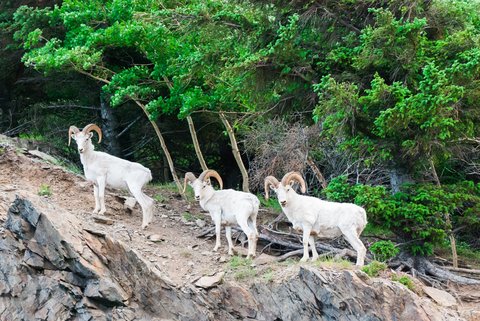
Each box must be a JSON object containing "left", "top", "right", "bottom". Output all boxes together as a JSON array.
[
  {"left": 265, "top": 172, "right": 367, "bottom": 265},
  {"left": 184, "top": 170, "right": 260, "bottom": 259},
  {"left": 69, "top": 124, "right": 154, "bottom": 229}
]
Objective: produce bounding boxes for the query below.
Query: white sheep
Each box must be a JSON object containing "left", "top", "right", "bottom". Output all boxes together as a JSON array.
[
  {"left": 264, "top": 172, "right": 367, "bottom": 265},
  {"left": 69, "top": 124, "right": 154, "bottom": 229},
  {"left": 184, "top": 170, "right": 259, "bottom": 259}
]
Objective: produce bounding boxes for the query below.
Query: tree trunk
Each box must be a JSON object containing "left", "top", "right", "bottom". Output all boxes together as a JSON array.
[
  {"left": 187, "top": 115, "right": 208, "bottom": 171},
  {"left": 306, "top": 156, "right": 327, "bottom": 189},
  {"left": 134, "top": 101, "right": 185, "bottom": 198},
  {"left": 430, "top": 158, "right": 458, "bottom": 268},
  {"left": 99, "top": 94, "right": 122, "bottom": 157},
  {"left": 219, "top": 112, "right": 249, "bottom": 192}
]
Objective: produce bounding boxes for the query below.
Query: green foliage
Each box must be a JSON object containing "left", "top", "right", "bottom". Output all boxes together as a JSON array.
[
  {"left": 38, "top": 184, "right": 52, "bottom": 197},
  {"left": 323, "top": 175, "right": 357, "bottom": 202},
  {"left": 361, "top": 261, "right": 387, "bottom": 277},
  {"left": 391, "top": 274, "right": 415, "bottom": 291},
  {"left": 369, "top": 241, "right": 399, "bottom": 262},
  {"left": 182, "top": 212, "right": 199, "bottom": 222},
  {"left": 325, "top": 176, "right": 480, "bottom": 256}
]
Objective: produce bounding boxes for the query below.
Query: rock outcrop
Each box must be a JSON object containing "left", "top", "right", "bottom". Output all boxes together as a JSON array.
[{"left": 0, "top": 195, "right": 466, "bottom": 321}]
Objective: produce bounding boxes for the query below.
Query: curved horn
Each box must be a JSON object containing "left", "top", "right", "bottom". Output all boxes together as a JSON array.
[
  {"left": 68, "top": 126, "right": 80, "bottom": 146},
  {"left": 281, "top": 171, "right": 306, "bottom": 193},
  {"left": 198, "top": 170, "right": 223, "bottom": 190},
  {"left": 82, "top": 123, "right": 102, "bottom": 144},
  {"left": 264, "top": 176, "right": 280, "bottom": 200},
  {"left": 183, "top": 172, "right": 197, "bottom": 193}
]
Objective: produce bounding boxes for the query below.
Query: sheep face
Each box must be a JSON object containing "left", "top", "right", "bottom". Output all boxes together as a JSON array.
[
  {"left": 70, "top": 132, "right": 95, "bottom": 154},
  {"left": 271, "top": 183, "right": 296, "bottom": 208},
  {"left": 189, "top": 179, "right": 213, "bottom": 201}
]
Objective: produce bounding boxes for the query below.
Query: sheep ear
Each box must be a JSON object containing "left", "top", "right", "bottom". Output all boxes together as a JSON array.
[
  {"left": 88, "top": 132, "right": 94, "bottom": 139},
  {"left": 206, "top": 178, "right": 211, "bottom": 185},
  {"left": 269, "top": 184, "right": 276, "bottom": 191},
  {"left": 188, "top": 181, "right": 193, "bottom": 186}
]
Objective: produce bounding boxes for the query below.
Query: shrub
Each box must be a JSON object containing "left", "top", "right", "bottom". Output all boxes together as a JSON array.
[
  {"left": 361, "top": 261, "right": 387, "bottom": 277},
  {"left": 369, "top": 240, "right": 399, "bottom": 262},
  {"left": 391, "top": 274, "right": 415, "bottom": 291}
]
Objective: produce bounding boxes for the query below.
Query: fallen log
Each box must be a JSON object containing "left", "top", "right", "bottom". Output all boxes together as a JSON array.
[{"left": 390, "top": 253, "right": 480, "bottom": 285}]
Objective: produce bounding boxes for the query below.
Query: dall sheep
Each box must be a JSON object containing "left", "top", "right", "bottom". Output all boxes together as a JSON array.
[
  {"left": 265, "top": 172, "right": 367, "bottom": 265},
  {"left": 69, "top": 124, "right": 154, "bottom": 229},
  {"left": 184, "top": 170, "right": 259, "bottom": 259}
]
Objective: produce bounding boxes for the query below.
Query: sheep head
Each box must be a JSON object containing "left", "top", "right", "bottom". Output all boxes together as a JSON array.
[
  {"left": 183, "top": 172, "right": 197, "bottom": 193},
  {"left": 68, "top": 123, "right": 103, "bottom": 154},
  {"left": 271, "top": 172, "right": 306, "bottom": 208},
  {"left": 186, "top": 169, "right": 223, "bottom": 201},
  {"left": 264, "top": 176, "right": 280, "bottom": 200}
]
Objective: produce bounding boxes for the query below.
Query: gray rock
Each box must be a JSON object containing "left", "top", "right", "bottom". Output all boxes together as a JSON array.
[
  {"left": 0, "top": 196, "right": 466, "bottom": 321},
  {"left": 423, "top": 286, "right": 457, "bottom": 307},
  {"left": 195, "top": 272, "right": 225, "bottom": 289}
]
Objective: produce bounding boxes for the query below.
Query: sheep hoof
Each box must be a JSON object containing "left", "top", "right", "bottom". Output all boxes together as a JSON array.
[{"left": 300, "top": 256, "right": 309, "bottom": 262}]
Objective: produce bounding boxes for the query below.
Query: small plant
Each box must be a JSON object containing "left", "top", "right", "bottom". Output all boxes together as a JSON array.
[
  {"left": 234, "top": 268, "right": 257, "bottom": 280},
  {"left": 262, "top": 269, "right": 274, "bottom": 283},
  {"left": 154, "top": 193, "right": 166, "bottom": 203},
  {"left": 182, "top": 212, "right": 196, "bottom": 222},
  {"left": 38, "top": 184, "right": 52, "bottom": 197},
  {"left": 369, "top": 240, "right": 399, "bottom": 262},
  {"left": 391, "top": 274, "right": 415, "bottom": 291},
  {"left": 361, "top": 261, "right": 387, "bottom": 277},
  {"left": 229, "top": 256, "right": 256, "bottom": 280},
  {"left": 314, "top": 257, "right": 352, "bottom": 269}
]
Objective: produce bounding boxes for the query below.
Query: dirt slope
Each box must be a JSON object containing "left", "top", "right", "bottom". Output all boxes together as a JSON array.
[{"left": 0, "top": 136, "right": 232, "bottom": 286}]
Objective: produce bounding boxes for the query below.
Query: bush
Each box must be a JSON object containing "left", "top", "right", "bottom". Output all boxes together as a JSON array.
[
  {"left": 361, "top": 261, "right": 387, "bottom": 277},
  {"left": 369, "top": 240, "right": 399, "bottom": 262},
  {"left": 325, "top": 176, "right": 480, "bottom": 256}
]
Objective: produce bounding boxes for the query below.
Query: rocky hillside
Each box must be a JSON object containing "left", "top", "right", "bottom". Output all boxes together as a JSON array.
[{"left": 0, "top": 135, "right": 478, "bottom": 321}]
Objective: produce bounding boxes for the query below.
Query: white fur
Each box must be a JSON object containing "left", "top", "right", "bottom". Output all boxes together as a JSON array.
[
  {"left": 71, "top": 131, "right": 154, "bottom": 229},
  {"left": 268, "top": 178, "right": 367, "bottom": 266},
  {"left": 188, "top": 178, "right": 259, "bottom": 259}
]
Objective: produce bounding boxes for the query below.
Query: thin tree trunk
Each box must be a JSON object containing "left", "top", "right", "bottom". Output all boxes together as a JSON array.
[
  {"left": 134, "top": 101, "right": 185, "bottom": 198},
  {"left": 187, "top": 115, "right": 208, "bottom": 171},
  {"left": 306, "top": 156, "right": 327, "bottom": 189},
  {"left": 430, "top": 158, "right": 458, "bottom": 268},
  {"left": 219, "top": 112, "right": 249, "bottom": 192}
]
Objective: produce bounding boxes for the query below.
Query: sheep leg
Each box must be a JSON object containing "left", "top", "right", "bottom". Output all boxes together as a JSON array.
[
  {"left": 92, "top": 184, "right": 100, "bottom": 214},
  {"left": 300, "top": 226, "right": 312, "bottom": 262},
  {"left": 97, "top": 176, "right": 107, "bottom": 215},
  {"left": 309, "top": 236, "right": 319, "bottom": 261},
  {"left": 225, "top": 226, "right": 234, "bottom": 256},
  {"left": 127, "top": 181, "right": 154, "bottom": 229},
  {"left": 212, "top": 213, "right": 222, "bottom": 252},
  {"left": 248, "top": 214, "right": 259, "bottom": 256},
  {"left": 342, "top": 229, "right": 367, "bottom": 266},
  {"left": 238, "top": 219, "right": 256, "bottom": 259}
]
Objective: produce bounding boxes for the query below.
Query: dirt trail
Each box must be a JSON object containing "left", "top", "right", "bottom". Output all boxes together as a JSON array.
[{"left": 0, "top": 141, "right": 245, "bottom": 286}]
